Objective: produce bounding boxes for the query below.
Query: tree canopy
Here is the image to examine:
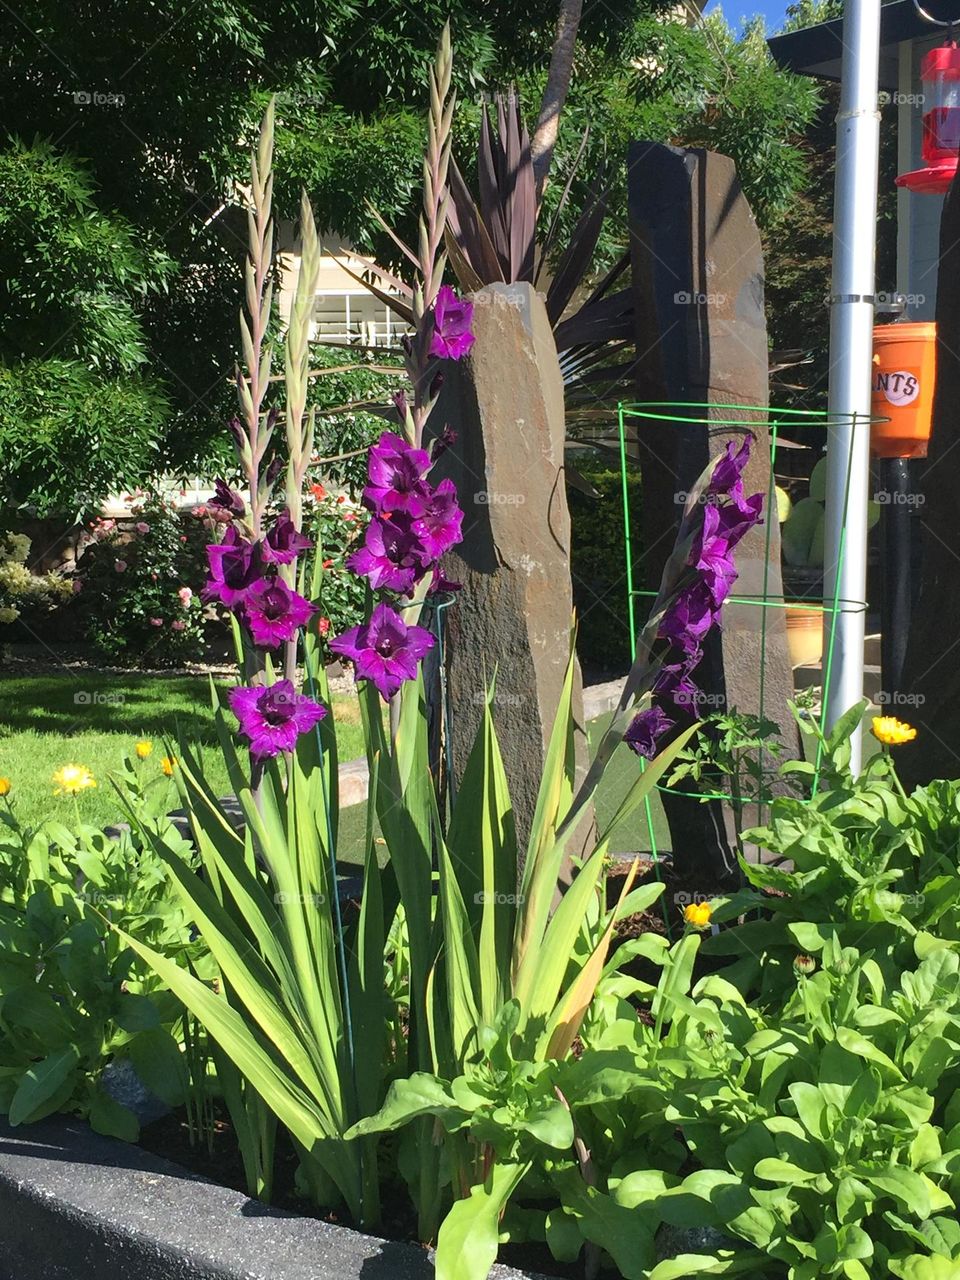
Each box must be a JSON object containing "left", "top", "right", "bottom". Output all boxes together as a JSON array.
[{"left": 1, "top": 0, "right": 821, "bottom": 512}]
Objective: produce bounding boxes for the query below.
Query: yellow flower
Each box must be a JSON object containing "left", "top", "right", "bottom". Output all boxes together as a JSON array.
[
  {"left": 135, "top": 740, "right": 153, "bottom": 760},
  {"left": 52, "top": 764, "right": 96, "bottom": 796},
  {"left": 871, "top": 716, "right": 917, "bottom": 746},
  {"left": 0, "top": 777, "right": 11, "bottom": 797},
  {"left": 161, "top": 755, "right": 177, "bottom": 777},
  {"left": 683, "top": 901, "right": 713, "bottom": 929}
]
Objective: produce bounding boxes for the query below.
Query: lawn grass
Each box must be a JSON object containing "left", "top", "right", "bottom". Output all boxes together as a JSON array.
[
  {"left": 0, "top": 672, "right": 872, "bottom": 869},
  {"left": 0, "top": 673, "right": 368, "bottom": 831}
]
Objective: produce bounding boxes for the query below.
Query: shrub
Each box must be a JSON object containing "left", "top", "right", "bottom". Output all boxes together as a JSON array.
[
  {"left": 73, "top": 496, "right": 210, "bottom": 665},
  {"left": 307, "top": 484, "right": 368, "bottom": 652},
  {"left": 0, "top": 359, "right": 168, "bottom": 518},
  {"left": 568, "top": 458, "right": 643, "bottom": 673},
  {"left": 0, "top": 532, "right": 73, "bottom": 637}
]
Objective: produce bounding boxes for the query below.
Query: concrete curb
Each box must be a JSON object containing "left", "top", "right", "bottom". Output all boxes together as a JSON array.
[{"left": 0, "top": 1119, "right": 548, "bottom": 1280}]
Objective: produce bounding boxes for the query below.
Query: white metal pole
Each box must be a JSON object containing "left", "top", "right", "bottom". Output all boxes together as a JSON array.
[{"left": 823, "top": 0, "right": 883, "bottom": 770}]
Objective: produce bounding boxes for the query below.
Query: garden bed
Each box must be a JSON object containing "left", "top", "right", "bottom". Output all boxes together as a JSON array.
[{"left": 0, "top": 1117, "right": 551, "bottom": 1280}]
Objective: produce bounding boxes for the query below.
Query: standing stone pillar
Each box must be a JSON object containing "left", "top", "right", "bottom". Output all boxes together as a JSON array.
[
  {"left": 432, "top": 282, "right": 591, "bottom": 861},
  {"left": 627, "top": 142, "right": 799, "bottom": 881},
  {"left": 899, "top": 171, "right": 960, "bottom": 787}
]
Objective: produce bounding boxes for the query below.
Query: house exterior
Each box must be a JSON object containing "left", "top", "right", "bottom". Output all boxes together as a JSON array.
[{"left": 768, "top": 0, "right": 956, "bottom": 322}]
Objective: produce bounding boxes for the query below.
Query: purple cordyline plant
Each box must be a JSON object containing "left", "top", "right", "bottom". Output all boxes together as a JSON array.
[{"left": 624, "top": 437, "right": 764, "bottom": 760}]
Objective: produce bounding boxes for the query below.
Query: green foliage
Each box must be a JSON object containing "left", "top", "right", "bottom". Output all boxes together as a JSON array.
[
  {"left": 0, "top": 533, "right": 73, "bottom": 632},
  {"left": 705, "top": 702, "right": 960, "bottom": 1004},
  {"left": 74, "top": 496, "right": 210, "bottom": 665},
  {"left": 568, "top": 460, "right": 643, "bottom": 673},
  {"left": 0, "top": 759, "right": 201, "bottom": 1140},
  {"left": 0, "top": 359, "right": 168, "bottom": 518},
  {"left": 0, "top": 141, "right": 173, "bottom": 514}
]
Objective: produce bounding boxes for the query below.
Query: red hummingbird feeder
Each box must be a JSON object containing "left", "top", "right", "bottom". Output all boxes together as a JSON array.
[{"left": 896, "top": 41, "right": 960, "bottom": 194}]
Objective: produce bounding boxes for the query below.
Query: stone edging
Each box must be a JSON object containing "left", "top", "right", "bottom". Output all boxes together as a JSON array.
[{"left": 0, "top": 1118, "right": 548, "bottom": 1280}]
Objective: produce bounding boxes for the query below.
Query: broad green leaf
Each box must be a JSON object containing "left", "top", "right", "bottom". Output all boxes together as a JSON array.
[
  {"left": 8, "top": 1046, "right": 79, "bottom": 1125},
  {"left": 435, "top": 1160, "right": 530, "bottom": 1280},
  {"left": 89, "top": 1088, "right": 139, "bottom": 1142},
  {"left": 347, "top": 1073, "right": 461, "bottom": 1138}
]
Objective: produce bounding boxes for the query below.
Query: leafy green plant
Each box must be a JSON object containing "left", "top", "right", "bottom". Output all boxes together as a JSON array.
[
  {"left": 666, "top": 709, "right": 789, "bottom": 845},
  {"left": 0, "top": 532, "right": 73, "bottom": 635},
  {"left": 0, "top": 755, "right": 202, "bottom": 1140}
]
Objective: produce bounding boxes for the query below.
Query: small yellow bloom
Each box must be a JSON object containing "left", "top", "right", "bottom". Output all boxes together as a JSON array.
[
  {"left": 0, "top": 777, "right": 11, "bottom": 797},
  {"left": 52, "top": 764, "right": 96, "bottom": 796},
  {"left": 871, "top": 716, "right": 917, "bottom": 746},
  {"left": 683, "top": 901, "right": 713, "bottom": 929},
  {"left": 161, "top": 755, "right": 177, "bottom": 777},
  {"left": 135, "top": 740, "right": 153, "bottom": 760}
]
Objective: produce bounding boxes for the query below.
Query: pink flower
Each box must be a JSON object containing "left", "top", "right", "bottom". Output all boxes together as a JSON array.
[
  {"left": 114, "top": 560, "right": 127, "bottom": 573},
  {"left": 178, "top": 587, "right": 193, "bottom": 607},
  {"left": 171, "top": 620, "right": 186, "bottom": 632},
  {"left": 136, "top": 521, "right": 151, "bottom": 535},
  {"left": 149, "top": 617, "right": 163, "bottom": 627}
]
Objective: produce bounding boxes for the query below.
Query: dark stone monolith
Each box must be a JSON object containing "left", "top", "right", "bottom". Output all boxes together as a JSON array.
[
  {"left": 627, "top": 142, "right": 799, "bottom": 881},
  {"left": 899, "top": 171, "right": 960, "bottom": 786},
  {"left": 432, "top": 282, "right": 591, "bottom": 860}
]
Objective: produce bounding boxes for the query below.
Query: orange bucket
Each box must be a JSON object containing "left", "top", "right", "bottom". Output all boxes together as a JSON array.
[{"left": 871, "top": 322, "right": 937, "bottom": 458}]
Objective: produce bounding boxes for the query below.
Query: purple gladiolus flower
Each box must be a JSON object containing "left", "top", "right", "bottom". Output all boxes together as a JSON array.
[
  {"left": 204, "top": 527, "right": 260, "bottom": 608},
  {"left": 364, "top": 432, "right": 432, "bottom": 515},
  {"left": 229, "top": 679, "right": 325, "bottom": 759},
  {"left": 242, "top": 577, "right": 315, "bottom": 648},
  {"left": 347, "top": 515, "right": 429, "bottom": 594},
  {"left": 659, "top": 581, "right": 719, "bottom": 655},
  {"left": 330, "top": 602, "right": 435, "bottom": 700},
  {"left": 429, "top": 568, "right": 462, "bottom": 595},
  {"left": 624, "top": 706, "right": 675, "bottom": 759},
  {"left": 429, "top": 285, "right": 475, "bottom": 361},
  {"left": 412, "top": 479, "right": 463, "bottom": 560},
  {"left": 210, "top": 478, "right": 246, "bottom": 516},
  {"left": 263, "top": 510, "right": 314, "bottom": 565},
  {"left": 653, "top": 655, "right": 702, "bottom": 713},
  {"left": 708, "top": 437, "right": 752, "bottom": 502}
]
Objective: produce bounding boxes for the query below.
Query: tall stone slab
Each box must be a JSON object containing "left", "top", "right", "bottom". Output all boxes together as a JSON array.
[
  {"left": 899, "top": 172, "right": 960, "bottom": 787},
  {"left": 431, "top": 282, "right": 591, "bottom": 858},
  {"left": 627, "top": 142, "right": 799, "bottom": 881}
]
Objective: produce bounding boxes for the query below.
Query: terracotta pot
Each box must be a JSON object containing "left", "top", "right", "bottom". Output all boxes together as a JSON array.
[{"left": 786, "top": 606, "right": 824, "bottom": 668}]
